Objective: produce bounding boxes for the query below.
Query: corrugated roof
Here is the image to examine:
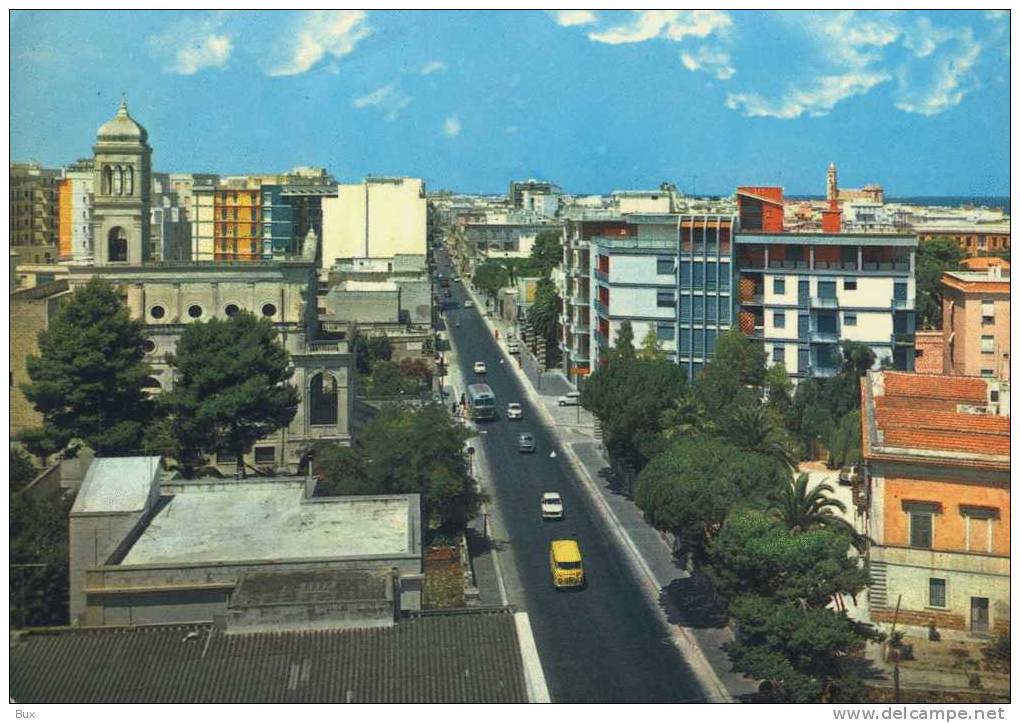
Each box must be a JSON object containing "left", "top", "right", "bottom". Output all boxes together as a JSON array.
[{"left": 11, "top": 612, "right": 528, "bottom": 703}]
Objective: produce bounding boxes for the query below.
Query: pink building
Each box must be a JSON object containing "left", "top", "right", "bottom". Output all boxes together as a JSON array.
[{"left": 942, "top": 267, "right": 1010, "bottom": 380}]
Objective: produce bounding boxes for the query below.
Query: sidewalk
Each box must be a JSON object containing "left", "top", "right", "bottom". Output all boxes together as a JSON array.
[{"left": 462, "top": 279, "right": 757, "bottom": 701}]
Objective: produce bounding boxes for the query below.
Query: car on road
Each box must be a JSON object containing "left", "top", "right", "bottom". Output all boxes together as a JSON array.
[
  {"left": 518, "top": 432, "right": 536, "bottom": 453},
  {"left": 507, "top": 341, "right": 520, "bottom": 354},
  {"left": 463, "top": 300, "right": 474, "bottom": 308},
  {"left": 549, "top": 539, "right": 585, "bottom": 589},
  {"left": 506, "top": 402, "right": 523, "bottom": 420},
  {"left": 541, "top": 492, "right": 564, "bottom": 520},
  {"left": 558, "top": 391, "right": 581, "bottom": 407},
  {"left": 473, "top": 361, "right": 487, "bottom": 374}
]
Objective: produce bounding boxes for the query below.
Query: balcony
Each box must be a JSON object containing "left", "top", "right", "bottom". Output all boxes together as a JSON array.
[
  {"left": 570, "top": 319, "right": 591, "bottom": 335},
  {"left": 570, "top": 348, "right": 591, "bottom": 363},
  {"left": 893, "top": 332, "right": 915, "bottom": 346},
  {"left": 592, "top": 299, "right": 608, "bottom": 317},
  {"left": 571, "top": 295, "right": 589, "bottom": 307},
  {"left": 810, "top": 365, "right": 838, "bottom": 377},
  {"left": 739, "top": 294, "right": 763, "bottom": 306},
  {"left": 594, "top": 331, "right": 610, "bottom": 348},
  {"left": 891, "top": 298, "right": 912, "bottom": 310},
  {"left": 811, "top": 296, "right": 839, "bottom": 309},
  {"left": 809, "top": 329, "right": 840, "bottom": 344},
  {"left": 593, "top": 269, "right": 609, "bottom": 283}
]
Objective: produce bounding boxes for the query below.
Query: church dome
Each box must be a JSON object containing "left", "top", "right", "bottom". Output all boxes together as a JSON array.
[{"left": 97, "top": 98, "right": 148, "bottom": 143}]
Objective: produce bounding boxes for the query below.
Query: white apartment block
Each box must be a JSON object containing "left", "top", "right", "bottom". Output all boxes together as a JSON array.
[{"left": 321, "top": 177, "right": 426, "bottom": 268}]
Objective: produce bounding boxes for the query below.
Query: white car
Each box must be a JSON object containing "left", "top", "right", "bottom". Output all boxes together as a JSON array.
[
  {"left": 473, "top": 361, "right": 487, "bottom": 374},
  {"left": 541, "top": 492, "right": 564, "bottom": 520},
  {"left": 558, "top": 391, "right": 581, "bottom": 407},
  {"left": 506, "top": 402, "right": 523, "bottom": 420},
  {"left": 463, "top": 300, "right": 474, "bottom": 308},
  {"left": 507, "top": 341, "right": 520, "bottom": 354}
]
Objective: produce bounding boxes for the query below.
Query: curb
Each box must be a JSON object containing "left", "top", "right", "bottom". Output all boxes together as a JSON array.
[{"left": 461, "top": 276, "right": 735, "bottom": 704}]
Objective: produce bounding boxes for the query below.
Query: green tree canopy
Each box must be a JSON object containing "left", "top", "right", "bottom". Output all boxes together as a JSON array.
[
  {"left": 20, "top": 277, "right": 155, "bottom": 458},
  {"left": 472, "top": 262, "right": 510, "bottom": 301},
  {"left": 772, "top": 472, "right": 868, "bottom": 552},
  {"left": 160, "top": 311, "right": 299, "bottom": 477},
  {"left": 10, "top": 447, "right": 38, "bottom": 492},
  {"left": 528, "top": 278, "right": 561, "bottom": 349},
  {"left": 529, "top": 229, "right": 563, "bottom": 276},
  {"left": 610, "top": 320, "right": 635, "bottom": 361},
  {"left": 724, "top": 403, "right": 800, "bottom": 470},
  {"left": 709, "top": 508, "right": 869, "bottom": 608},
  {"left": 693, "top": 328, "right": 767, "bottom": 428},
  {"left": 10, "top": 489, "right": 72, "bottom": 628},
  {"left": 638, "top": 326, "right": 666, "bottom": 361},
  {"left": 916, "top": 237, "right": 964, "bottom": 329},
  {"left": 634, "top": 436, "right": 788, "bottom": 561}
]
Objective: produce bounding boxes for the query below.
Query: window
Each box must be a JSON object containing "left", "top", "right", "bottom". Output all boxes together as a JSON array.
[
  {"left": 894, "top": 282, "right": 907, "bottom": 302},
  {"left": 818, "top": 280, "right": 837, "bottom": 299},
  {"left": 773, "top": 344, "right": 785, "bottom": 365},
  {"left": 693, "top": 296, "right": 704, "bottom": 321},
  {"left": 262, "top": 303, "right": 277, "bottom": 317},
  {"left": 706, "top": 329, "right": 718, "bottom": 355},
  {"left": 981, "top": 368, "right": 995, "bottom": 378},
  {"left": 981, "top": 335, "right": 995, "bottom": 353},
  {"left": 844, "top": 312, "right": 857, "bottom": 326},
  {"left": 142, "top": 339, "right": 156, "bottom": 353},
  {"left": 656, "top": 322, "right": 675, "bottom": 341},
  {"left": 657, "top": 258, "right": 675, "bottom": 275},
  {"left": 224, "top": 304, "right": 239, "bottom": 317},
  {"left": 844, "top": 279, "right": 857, "bottom": 291},
  {"left": 309, "top": 372, "right": 339, "bottom": 426},
  {"left": 254, "top": 446, "right": 275, "bottom": 465},
  {"left": 692, "top": 264, "right": 704, "bottom": 286},
  {"left": 188, "top": 305, "right": 203, "bottom": 319},
  {"left": 929, "top": 578, "right": 947, "bottom": 608},
  {"left": 962, "top": 507, "right": 997, "bottom": 553},
  {"left": 909, "top": 510, "right": 934, "bottom": 549},
  {"left": 149, "top": 305, "right": 166, "bottom": 320},
  {"left": 656, "top": 290, "right": 675, "bottom": 308},
  {"left": 216, "top": 451, "right": 237, "bottom": 465},
  {"left": 981, "top": 300, "right": 995, "bottom": 323},
  {"left": 774, "top": 311, "right": 786, "bottom": 329},
  {"left": 773, "top": 277, "right": 786, "bottom": 295}
]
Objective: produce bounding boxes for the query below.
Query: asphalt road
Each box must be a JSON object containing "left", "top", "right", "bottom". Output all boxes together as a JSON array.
[{"left": 435, "top": 251, "right": 707, "bottom": 703}]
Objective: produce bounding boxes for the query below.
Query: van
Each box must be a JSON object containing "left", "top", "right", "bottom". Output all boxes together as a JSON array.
[
  {"left": 557, "top": 391, "right": 581, "bottom": 407},
  {"left": 549, "top": 539, "right": 585, "bottom": 589}
]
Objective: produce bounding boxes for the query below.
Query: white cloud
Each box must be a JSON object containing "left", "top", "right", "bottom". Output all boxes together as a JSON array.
[
  {"left": 552, "top": 10, "right": 596, "bottom": 27},
  {"left": 984, "top": 10, "right": 1008, "bottom": 22},
  {"left": 267, "top": 10, "right": 371, "bottom": 77},
  {"left": 894, "top": 28, "right": 982, "bottom": 116},
  {"left": 420, "top": 59, "right": 447, "bottom": 75},
  {"left": 802, "top": 10, "right": 900, "bottom": 69},
  {"left": 726, "top": 71, "right": 889, "bottom": 119},
  {"left": 352, "top": 83, "right": 411, "bottom": 121},
  {"left": 589, "top": 10, "right": 730, "bottom": 45},
  {"left": 148, "top": 13, "right": 232, "bottom": 75},
  {"left": 443, "top": 115, "right": 462, "bottom": 138},
  {"left": 680, "top": 45, "right": 734, "bottom": 80}
]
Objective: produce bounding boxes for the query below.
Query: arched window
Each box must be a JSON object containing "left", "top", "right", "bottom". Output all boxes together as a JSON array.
[
  {"left": 141, "top": 376, "right": 162, "bottom": 392},
  {"left": 102, "top": 165, "right": 113, "bottom": 195},
  {"left": 125, "top": 166, "right": 134, "bottom": 195},
  {"left": 108, "top": 226, "right": 128, "bottom": 262},
  {"left": 309, "top": 372, "right": 338, "bottom": 426},
  {"left": 113, "top": 166, "right": 123, "bottom": 195}
]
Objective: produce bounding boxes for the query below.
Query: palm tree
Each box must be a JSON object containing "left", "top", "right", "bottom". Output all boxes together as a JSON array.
[
  {"left": 725, "top": 403, "right": 800, "bottom": 470},
  {"left": 658, "top": 389, "right": 712, "bottom": 441},
  {"left": 773, "top": 473, "right": 869, "bottom": 553}
]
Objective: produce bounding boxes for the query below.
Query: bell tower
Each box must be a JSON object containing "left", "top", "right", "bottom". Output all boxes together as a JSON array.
[
  {"left": 826, "top": 161, "right": 838, "bottom": 203},
  {"left": 92, "top": 97, "right": 151, "bottom": 265}
]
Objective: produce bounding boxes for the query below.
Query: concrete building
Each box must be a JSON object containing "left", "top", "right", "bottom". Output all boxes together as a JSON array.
[
  {"left": 9, "top": 280, "right": 72, "bottom": 440},
  {"left": 10, "top": 160, "right": 61, "bottom": 266},
  {"left": 735, "top": 187, "right": 918, "bottom": 377},
  {"left": 69, "top": 456, "right": 424, "bottom": 628},
  {"left": 321, "top": 177, "right": 427, "bottom": 268},
  {"left": 464, "top": 211, "right": 556, "bottom": 258},
  {"left": 150, "top": 172, "right": 191, "bottom": 261},
  {"left": 914, "top": 222, "right": 1010, "bottom": 256},
  {"left": 509, "top": 179, "right": 562, "bottom": 210},
  {"left": 942, "top": 267, "right": 1010, "bottom": 380},
  {"left": 862, "top": 371, "right": 1010, "bottom": 637},
  {"left": 57, "top": 160, "right": 95, "bottom": 262},
  {"left": 611, "top": 189, "right": 678, "bottom": 215}
]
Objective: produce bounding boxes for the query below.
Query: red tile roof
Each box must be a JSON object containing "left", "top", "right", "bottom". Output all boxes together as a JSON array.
[{"left": 863, "top": 371, "right": 1009, "bottom": 466}]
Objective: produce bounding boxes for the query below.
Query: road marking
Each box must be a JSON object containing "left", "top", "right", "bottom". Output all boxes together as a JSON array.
[{"left": 514, "top": 612, "right": 551, "bottom": 703}]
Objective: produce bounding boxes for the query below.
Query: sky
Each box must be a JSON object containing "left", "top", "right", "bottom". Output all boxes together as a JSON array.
[{"left": 9, "top": 9, "right": 1011, "bottom": 196}]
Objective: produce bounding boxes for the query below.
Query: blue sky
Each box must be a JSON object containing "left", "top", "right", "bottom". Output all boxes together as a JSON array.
[{"left": 10, "top": 9, "right": 1011, "bottom": 196}]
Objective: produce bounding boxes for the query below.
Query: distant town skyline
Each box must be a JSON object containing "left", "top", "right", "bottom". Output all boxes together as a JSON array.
[{"left": 10, "top": 9, "right": 1010, "bottom": 196}]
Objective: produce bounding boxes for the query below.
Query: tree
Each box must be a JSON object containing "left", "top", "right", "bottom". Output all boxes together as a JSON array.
[
  {"left": 773, "top": 473, "right": 868, "bottom": 553},
  {"left": 915, "top": 237, "right": 964, "bottom": 329},
  {"left": 657, "top": 388, "right": 713, "bottom": 443},
  {"left": 399, "top": 357, "right": 433, "bottom": 389},
  {"left": 369, "top": 360, "right": 413, "bottom": 396},
  {"left": 472, "top": 262, "right": 510, "bottom": 302},
  {"left": 693, "top": 328, "right": 767, "bottom": 428},
  {"left": 527, "top": 278, "right": 561, "bottom": 355},
  {"left": 581, "top": 355, "right": 689, "bottom": 471},
  {"left": 790, "top": 378, "right": 834, "bottom": 460},
  {"left": 610, "top": 320, "right": 635, "bottom": 361},
  {"left": 10, "top": 488, "right": 73, "bottom": 628},
  {"left": 10, "top": 447, "right": 38, "bottom": 492},
  {"left": 709, "top": 508, "right": 869, "bottom": 607},
  {"left": 727, "top": 595, "right": 881, "bottom": 703},
  {"left": 529, "top": 229, "right": 563, "bottom": 276},
  {"left": 312, "top": 443, "right": 372, "bottom": 496},
  {"left": 634, "top": 436, "right": 788, "bottom": 562},
  {"left": 724, "top": 403, "right": 800, "bottom": 470},
  {"left": 161, "top": 311, "right": 299, "bottom": 477},
  {"left": 19, "top": 277, "right": 155, "bottom": 457},
  {"left": 826, "top": 410, "right": 862, "bottom": 470},
  {"left": 638, "top": 326, "right": 666, "bottom": 361},
  {"left": 764, "top": 362, "right": 794, "bottom": 423}
]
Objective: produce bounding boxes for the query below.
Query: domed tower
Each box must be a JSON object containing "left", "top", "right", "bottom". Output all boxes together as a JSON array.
[{"left": 92, "top": 98, "right": 151, "bottom": 264}]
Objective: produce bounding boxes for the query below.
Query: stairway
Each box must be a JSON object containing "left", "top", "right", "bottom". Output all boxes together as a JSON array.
[{"left": 868, "top": 560, "right": 888, "bottom": 609}]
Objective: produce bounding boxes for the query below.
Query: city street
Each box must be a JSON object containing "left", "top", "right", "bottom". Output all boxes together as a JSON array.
[{"left": 435, "top": 251, "right": 708, "bottom": 703}]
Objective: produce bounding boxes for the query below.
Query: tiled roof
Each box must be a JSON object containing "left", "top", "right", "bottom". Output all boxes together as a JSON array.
[
  {"left": 862, "top": 371, "right": 1009, "bottom": 467},
  {"left": 11, "top": 611, "right": 529, "bottom": 704}
]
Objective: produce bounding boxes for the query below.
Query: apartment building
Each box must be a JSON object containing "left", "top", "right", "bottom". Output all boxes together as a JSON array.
[
  {"left": 57, "top": 159, "right": 95, "bottom": 262},
  {"left": 735, "top": 187, "right": 918, "bottom": 377},
  {"left": 321, "top": 177, "right": 426, "bottom": 269},
  {"left": 564, "top": 212, "right": 735, "bottom": 380},
  {"left": 10, "top": 161, "right": 61, "bottom": 266},
  {"left": 942, "top": 266, "right": 1010, "bottom": 380},
  {"left": 914, "top": 222, "right": 1010, "bottom": 256},
  {"left": 862, "top": 371, "right": 1010, "bottom": 637}
]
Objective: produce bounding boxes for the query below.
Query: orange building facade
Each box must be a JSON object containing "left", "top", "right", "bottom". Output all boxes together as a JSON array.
[
  {"left": 942, "top": 268, "right": 1010, "bottom": 380},
  {"left": 213, "top": 189, "right": 264, "bottom": 260},
  {"left": 57, "top": 179, "right": 73, "bottom": 260},
  {"left": 862, "top": 371, "right": 1010, "bottom": 636}
]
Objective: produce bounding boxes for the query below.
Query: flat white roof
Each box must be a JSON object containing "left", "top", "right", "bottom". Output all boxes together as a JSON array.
[
  {"left": 121, "top": 481, "right": 415, "bottom": 566},
  {"left": 72, "top": 457, "right": 161, "bottom": 515},
  {"left": 341, "top": 280, "right": 399, "bottom": 292}
]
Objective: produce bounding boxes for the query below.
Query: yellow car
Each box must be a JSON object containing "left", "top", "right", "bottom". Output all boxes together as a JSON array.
[{"left": 549, "top": 539, "right": 585, "bottom": 589}]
